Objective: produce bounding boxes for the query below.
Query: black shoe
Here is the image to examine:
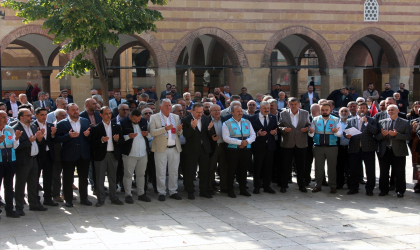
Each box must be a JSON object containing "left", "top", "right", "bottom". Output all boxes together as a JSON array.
[
  {"left": 137, "top": 195, "right": 151, "bottom": 202},
  {"left": 299, "top": 187, "right": 308, "bottom": 193},
  {"left": 253, "top": 188, "right": 260, "bottom": 194},
  {"left": 170, "top": 193, "right": 182, "bottom": 200},
  {"left": 359, "top": 180, "right": 366, "bottom": 185},
  {"left": 378, "top": 192, "right": 388, "bottom": 196},
  {"left": 228, "top": 190, "right": 236, "bottom": 198},
  {"left": 38, "top": 184, "right": 43, "bottom": 191},
  {"left": 347, "top": 189, "right": 359, "bottom": 195},
  {"left": 263, "top": 187, "right": 276, "bottom": 194},
  {"left": 125, "top": 196, "right": 134, "bottom": 204},
  {"left": 16, "top": 210, "right": 25, "bottom": 216},
  {"left": 120, "top": 186, "right": 125, "bottom": 193},
  {"left": 199, "top": 192, "right": 213, "bottom": 198},
  {"left": 304, "top": 182, "right": 310, "bottom": 187},
  {"left": 158, "top": 195, "right": 165, "bottom": 201},
  {"left": 43, "top": 199, "right": 59, "bottom": 207},
  {"left": 111, "top": 199, "right": 124, "bottom": 205},
  {"left": 80, "top": 199, "right": 92, "bottom": 206},
  {"left": 414, "top": 189, "right": 420, "bottom": 193},
  {"left": 187, "top": 193, "right": 195, "bottom": 200},
  {"left": 280, "top": 188, "right": 287, "bottom": 193},
  {"left": 6, "top": 211, "right": 20, "bottom": 218},
  {"left": 64, "top": 202, "right": 73, "bottom": 208},
  {"left": 29, "top": 206, "right": 48, "bottom": 211},
  {"left": 104, "top": 186, "right": 108, "bottom": 191},
  {"left": 336, "top": 186, "right": 343, "bottom": 190},
  {"left": 240, "top": 190, "right": 251, "bottom": 197},
  {"left": 219, "top": 189, "right": 228, "bottom": 194},
  {"left": 389, "top": 185, "right": 395, "bottom": 191},
  {"left": 396, "top": 192, "right": 404, "bottom": 198},
  {"left": 366, "top": 190, "right": 373, "bottom": 196},
  {"left": 96, "top": 201, "right": 104, "bottom": 207},
  {"left": 322, "top": 181, "right": 329, "bottom": 187}
]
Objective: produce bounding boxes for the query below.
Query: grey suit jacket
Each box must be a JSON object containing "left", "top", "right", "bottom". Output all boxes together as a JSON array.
[
  {"left": 33, "top": 100, "right": 51, "bottom": 110},
  {"left": 300, "top": 92, "right": 320, "bottom": 112},
  {"left": 344, "top": 116, "right": 378, "bottom": 154},
  {"left": 375, "top": 117, "right": 411, "bottom": 157},
  {"left": 278, "top": 109, "right": 311, "bottom": 148},
  {"left": 12, "top": 122, "right": 43, "bottom": 167}
]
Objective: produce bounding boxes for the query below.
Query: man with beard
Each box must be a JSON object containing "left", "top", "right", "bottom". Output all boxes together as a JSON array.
[
  {"left": 194, "top": 92, "right": 202, "bottom": 103},
  {"left": 221, "top": 95, "right": 241, "bottom": 117},
  {"left": 160, "top": 83, "right": 172, "bottom": 100},
  {"left": 344, "top": 102, "right": 378, "bottom": 196},
  {"left": 170, "top": 85, "right": 182, "bottom": 101},
  {"left": 347, "top": 101, "right": 358, "bottom": 117},
  {"left": 203, "top": 102, "right": 212, "bottom": 117},
  {"left": 213, "top": 88, "right": 226, "bottom": 107},
  {"left": 379, "top": 83, "right": 395, "bottom": 102},
  {"left": 363, "top": 83, "right": 380, "bottom": 107},
  {"left": 336, "top": 107, "right": 350, "bottom": 189},
  {"left": 309, "top": 103, "right": 342, "bottom": 194},
  {"left": 208, "top": 94, "right": 224, "bottom": 109},
  {"left": 239, "top": 87, "right": 253, "bottom": 110},
  {"left": 379, "top": 100, "right": 386, "bottom": 112}
]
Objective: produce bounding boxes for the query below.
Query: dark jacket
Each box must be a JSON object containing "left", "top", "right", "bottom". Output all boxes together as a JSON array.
[
  {"left": 32, "top": 120, "right": 55, "bottom": 164},
  {"left": 5, "top": 100, "right": 22, "bottom": 117},
  {"left": 249, "top": 113, "right": 277, "bottom": 151},
  {"left": 344, "top": 116, "right": 378, "bottom": 154},
  {"left": 375, "top": 117, "right": 411, "bottom": 157},
  {"left": 90, "top": 121, "right": 124, "bottom": 161},
  {"left": 379, "top": 89, "right": 395, "bottom": 102},
  {"left": 119, "top": 116, "right": 150, "bottom": 156},
  {"left": 79, "top": 110, "right": 102, "bottom": 125},
  {"left": 181, "top": 115, "right": 214, "bottom": 154},
  {"left": 12, "top": 122, "right": 44, "bottom": 166},
  {"left": 373, "top": 111, "right": 406, "bottom": 126},
  {"left": 26, "top": 85, "right": 34, "bottom": 102},
  {"left": 55, "top": 117, "right": 91, "bottom": 161}
]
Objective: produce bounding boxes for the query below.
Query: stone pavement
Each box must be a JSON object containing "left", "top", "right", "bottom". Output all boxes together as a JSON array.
[{"left": 0, "top": 155, "right": 419, "bottom": 250}]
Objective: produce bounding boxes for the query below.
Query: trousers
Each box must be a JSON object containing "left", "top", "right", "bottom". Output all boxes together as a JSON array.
[
  {"left": 0, "top": 162, "right": 16, "bottom": 212},
  {"left": 38, "top": 153, "right": 54, "bottom": 200},
  {"left": 378, "top": 148, "right": 406, "bottom": 194},
  {"left": 209, "top": 143, "right": 228, "bottom": 191},
  {"left": 122, "top": 154, "right": 148, "bottom": 196},
  {"left": 154, "top": 147, "right": 180, "bottom": 195},
  {"left": 62, "top": 158, "right": 90, "bottom": 202},
  {"left": 313, "top": 146, "right": 338, "bottom": 188},
  {"left": 226, "top": 149, "right": 252, "bottom": 191},
  {"left": 95, "top": 153, "right": 119, "bottom": 202},
  {"left": 15, "top": 157, "right": 38, "bottom": 210}
]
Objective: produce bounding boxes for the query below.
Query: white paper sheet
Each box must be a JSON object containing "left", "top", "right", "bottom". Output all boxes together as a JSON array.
[{"left": 344, "top": 127, "right": 362, "bottom": 136}]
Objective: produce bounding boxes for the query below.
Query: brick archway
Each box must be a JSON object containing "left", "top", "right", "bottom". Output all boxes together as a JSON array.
[
  {"left": 261, "top": 26, "right": 335, "bottom": 69},
  {"left": 0, "top": 25, "right": 58, "bottom": 55},
  {"left": 10, "top": 40, "right": 45, "bottom": 66},
  {"left": 336, "top": 27, "right": 406, "bottom": 68},
  {"left": 407, "top": 37, "right": 420, "bottom": 67},
  {"left": 129, "top": 32, "right": 168, "bottom": 68},
  {"left": 168, "top": 27, "right": 249, "bottom": 68}
]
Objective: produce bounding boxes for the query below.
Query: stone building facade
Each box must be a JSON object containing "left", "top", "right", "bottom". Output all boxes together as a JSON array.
[{"left": 0, "top": 0, "right": 420, "bottom": 107}]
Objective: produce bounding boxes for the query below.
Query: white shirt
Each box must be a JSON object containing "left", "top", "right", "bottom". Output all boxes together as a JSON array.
[
  {"left": 0, "top": 126, "right": 19, "bottom": 149},
  {"left": 289, "top": 109, "right": 300, "bottom": 128},
  {"left": 357, "top": 115, "right": 369, "bottom": 130},
  {"left": 10, "top": 101, "right": 18, "bottom": 118},
  {"left": 308, "top": 116, "right": 343, "bottom": 138},
  {"left": 308, "top": 92, "right": 314, "bottom": 106},
  {"left": 194, "top": 117, "right": 202, "bottom": 131},
  {"left": 102, "top": 121, "right": 114, "bottom": 152},
  {"left": 36, "top": 120, "right": 49, "bottom": 151},
  {"left": 69, "top": 118, "right": 81, "bottom": 133},
  {"left": 222, "top": 118, "right": 256, "bottom": 146},
  {"left": 224, "top": 92, "right": 231, "bottom": 99},
  {"left": 19, "top": 122, "right": 39, "bottom": 156},
  {"left": 161, "top": 113, "right": 176, "bottom": 146},
  {"left": 124, "top": 123, "right": 147, "bottom": 157},
  {"left": 47, "top": 112, "right": 56, "bottom": 124},
  {"left": 259, "top": 113, "right": 269, "bottom": 126}
]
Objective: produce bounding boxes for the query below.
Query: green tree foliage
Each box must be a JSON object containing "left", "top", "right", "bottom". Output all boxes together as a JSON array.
[{"left": 2, "top": 0, "right": 167, "bottom": 105}]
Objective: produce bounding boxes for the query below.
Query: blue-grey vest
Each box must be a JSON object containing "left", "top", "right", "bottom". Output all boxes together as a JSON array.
[
  {"left": 224, "top": 117, "right": 251, "bottom": 150},
  {"left": 0, "top": 125, "right": 16, "bottom": 163},
  {"left": 313, "top": 115, "right": 339, "bottom": 146}
]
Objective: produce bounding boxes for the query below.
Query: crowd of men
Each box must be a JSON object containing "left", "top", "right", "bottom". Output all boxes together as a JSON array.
[{"left": 0, "top": 81, "right": 418, "bottom": 220}]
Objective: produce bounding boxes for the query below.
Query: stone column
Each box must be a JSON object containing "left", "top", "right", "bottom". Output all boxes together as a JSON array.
[
  {"left": 70, "top": 72, "right": 91, "bottom": 110},
  {"left": 320, "top": 68, "right": 343, "bottom": 99},
  {"left": 40, "top": 70, "right": 52, "bottom": 94},
  {"left": 50, "top": 55, "right": 61, "bottom": 98},
  {"left": 413, "top": 69, "right": 420, "bottom": 101},
  {"left": 155, "top": 67, "right": 176, "bottom": 110},
  {"left": 188, "top": 69, "right": 195, "bottom": 94},
  {"left": 241, "top": 67, "right": 269, "bottom": 97},
  {"left": 120, "top": 48, "right": 134, "bottom": 97},
  {"left": 288, "top": 69, "right": 299, "bottom": 98}
]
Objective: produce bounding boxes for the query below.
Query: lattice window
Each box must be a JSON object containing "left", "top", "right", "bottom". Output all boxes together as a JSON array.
[{"left": 364, "top": 0, "right": 379, "bottom": 22}]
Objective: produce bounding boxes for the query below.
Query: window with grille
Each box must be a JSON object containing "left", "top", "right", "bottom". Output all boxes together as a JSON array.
[{"left": 364, "top": 0, "right": 379, "bottom": 22}]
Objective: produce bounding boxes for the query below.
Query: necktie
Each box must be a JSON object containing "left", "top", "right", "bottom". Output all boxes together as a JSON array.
[
  {"left": 263, "top": 116, "right": 268, "bottom": 130},
  {"left": 40, "top": 101, "right": 43, "bottom": 108},
  {"left": 358, "top": 117, "right": 363, "bottom": 130}
]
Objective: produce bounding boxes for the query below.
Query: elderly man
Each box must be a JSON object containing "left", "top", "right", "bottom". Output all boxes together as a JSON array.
[
  {"left": 183, "top": 92, "right": 194, "bottom": 111},
  {"left": 181, "top": 103, "right": 215, "bottom": 199},
  {"left": 47, "top": 97, "right": 67, "bottom": 124},
  {"left": 249, "top": 101, "right": 277, "bottom": 194},
  {"left": 55, "top": 104, "right": 92, "bottom": 207},
  {"left": 92, "top": 95, "right": 103, "bottom": 107},
  {"left": 194, "top": 92, "right": 202, "bottom": 103},
  {"left": 356, "top": 97, "right": 365, "bottom": 104},
  {"left": 393, "top": 92, "right": 407, "bottom": 113},
  {"left": 376, "top": 105, "right": 411, "bottom": 197},
  {"left": 221, "top": 95, "right": 242, "bottom": 117},
  {"left": 208, "top": 104, "right": 228, "bottom": 193},
  {"left": 222, "top": 85, "right": 232, "bottom": 100},
  {"left": 112, "top": 103, "right": 130, "bottom": 124},
  {"left": 246, "top": 100, "right": 257, "bottom": 115},
  {"left": 222, "top": 105, "right": 256, "bottom": 198},
  {"left": 254, "top": 93, "right": 263, "bottom": 109},
  {"left": 277, "top": 92, "right": 287, "bottom": 110},
  {"left": 13, "top": 108, "right": 47, "bottom": 215},
  {"left": 6, "top": 93, "right": 21, "bottom": 118},
  {"left": 278, "top": 97, "right": 311, "bottom": 193},
  {"left": 138, "top": 93, "right": 149, "bottom": 104},
  {"left": 149, "top": 99, "right": 183, "bottom": 201},
  {"left": 33, "top": 92, "right": 51, "bottom": 111},
  {"left": 90, "top": 89, "right": 98, "bottom": 96},
  {"left": 109, "top": 91, "right": 126, "bottom": 110},
  {"left": 347, "top": 101, "right": 358, "bottom": 117},
  {"left": 309, "top": 103, "right": 342, "bottom": 194},
  {"left": 0, "top": 111, "right": 21, "bottom": 218}
]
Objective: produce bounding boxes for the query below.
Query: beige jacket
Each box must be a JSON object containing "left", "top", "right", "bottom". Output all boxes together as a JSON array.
[{"left": 149, "top": 113, "right": 183, "bottom": 153}]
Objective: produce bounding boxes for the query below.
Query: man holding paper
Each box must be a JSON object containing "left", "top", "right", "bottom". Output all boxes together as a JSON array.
[{"left": 344, "top": 102, "right": 378, "bottom": 196}]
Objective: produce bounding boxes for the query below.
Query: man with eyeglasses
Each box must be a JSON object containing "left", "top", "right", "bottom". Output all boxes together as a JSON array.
[
  {"left": 112, "top": 104, "right": 130, "bottom": 124},
  {"left": 209, "top": 104, "right": 229, "bottom": 193},
  {"left": 246, "top": 100, "right": 257, "bottom": 116},
  {"left": 336, "top": 107, "right": 350, "bottom": 189}
]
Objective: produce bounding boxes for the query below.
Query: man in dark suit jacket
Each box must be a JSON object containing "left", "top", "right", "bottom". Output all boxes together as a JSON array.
[
  {"left": 249, "top": 101, "right": 277, "bottom": 194},
  {"left": 300, "top": 85, "right": 320, "bottom": 112},
  {"left": 55, "top": 103, "right": 92, "bottom": 207},
  {"left": 344, "top": 102, "right": 378, "bottom": 196},
  {"left": 79, "top": 98, "right": 102, "bottom": 192},
  {"left": 6, "top": 92, "right": 21, "bottom": 118},
  {"left": 374, "top": 97, "right": 406, "bottom": 123},
  {"left": 60, "top": 90, "right": 73, "bottom": 104},
  {"left": 26, "top": 82, "right": 34, "bottom": 103},
  {"left": 181, "top": 102, "right": 215, "bottom": 199},
  {"left": 278, "top": 98, "right": 311, "bottom": 193},
  {"left": 33, "top": 107, "right": 57, "bottom": 207},
  {"left": 375, "top": 105, "right": 411, "bottom": 197},
  {"left": 119, "top": 109, "right": 151, "bottom": 203},
  {"left": 91, "top": 107, "right": 125, "bottom": 207},
  {"left": 13, "top": 108, "right": 47, "bottom": 215}
]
